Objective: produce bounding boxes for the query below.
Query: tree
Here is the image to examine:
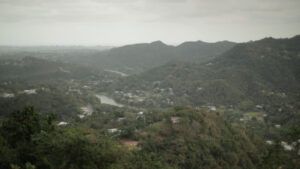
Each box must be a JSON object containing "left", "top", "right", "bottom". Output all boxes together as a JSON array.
[{"left": 1, "top": 106, "right": 41, "bottom": 147}]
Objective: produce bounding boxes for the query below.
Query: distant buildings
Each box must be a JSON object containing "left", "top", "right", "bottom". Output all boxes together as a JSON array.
[
  {"left": 22, "top": 89, "right": 37, "bottom": 94},
  {"left": 1, "top": 93, "right": 15, "bottom": 98}
]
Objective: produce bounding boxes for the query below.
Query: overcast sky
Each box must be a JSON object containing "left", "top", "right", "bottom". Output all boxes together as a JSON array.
[{"left": 0, "top": 0, "right": 299, "bottom": 46}]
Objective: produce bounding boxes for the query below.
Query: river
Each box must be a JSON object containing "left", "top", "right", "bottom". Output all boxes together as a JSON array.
[{"left": 95, "top": 94, "right": 124, "bottom": 107}]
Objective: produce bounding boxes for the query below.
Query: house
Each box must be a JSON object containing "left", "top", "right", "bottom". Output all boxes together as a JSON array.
[
  {"left": 121, "top": 140, "right": 139, "bottom": 147},
  {"left": 281, "top": 141, "right": 293, "bottom": 151},
  {"left": 256, "top": 105, "right": 263, "bottom": 109},
  {"left": 80, "top": 105, "right": 93, "bottom": 116},
  {"left": 207, "top": 106, "right": 217, "bottom": 111},
  {"left": 265, "top": 140, "right": 274, "bottom": 145},
  {"left": 171, "top": 116, "right": 181, "bottom": 124},
  {"left": 23, "top": 89, "right": 37, "bottom": 94},
  {"left": 78, "top": 114, "right": 85, "bottom": 119},
  {"left": 275, "top": 124, "right": 281, "bottom": 128},
  {"left": 117, "top": 117, "right": 126, "bottom": 122},
  {"left": 82, "top": 85, "right": 90, "bottom": 89},
  {"left": 1, "top": 93, "right": 15, "bottom": 98},
  {"left": 108, "top": 128, "right": 119, "bottom": 133},
  {"left": 57, "top": 121, "right": 68, "bottom": 126}
]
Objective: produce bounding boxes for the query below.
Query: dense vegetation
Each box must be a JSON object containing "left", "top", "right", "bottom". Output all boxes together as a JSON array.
[
  {"left": 89, "top": 40, "right": 236, "bottom": 73},
  {"left": 110, "top": 35, "right": 300, "bottom": 109},
  {"left": 0, "top": 36, "right": 299, "bottom": 169},
  {"left": 0, "top": 56, "right": 121, "bottom": 118},
  {"left": 2, "top": 106, "right": 298, "bottom": 169}
]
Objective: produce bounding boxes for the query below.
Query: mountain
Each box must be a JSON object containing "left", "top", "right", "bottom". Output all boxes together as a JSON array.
[
  {"left": 175, "top": 40, "right": 236, "bottom": 62},
  {"left": 92, "top": 41, "right": 175, "bottom": 73},
  {"left": 0, "top": 37, "right": 299, "bottom": 169},
  {"left": 0, "top": 41, "right": 236, "bottom": 74},
  {"left": 85, "top": 40, "right": 236, "bottom": 74},
  {"left": 110, "top": 35, "right": 300, "bottom": 108}
]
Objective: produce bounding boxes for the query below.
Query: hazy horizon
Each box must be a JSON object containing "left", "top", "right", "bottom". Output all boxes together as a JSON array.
[
  {"left": 1, "top": 34, "right": 299, "bottom": 48},
  {"left": 0, "top": 0, "right": 299, "bottom": 46},
  {"left": 0, "top": 1, "right": 300, "bottom": 168}
]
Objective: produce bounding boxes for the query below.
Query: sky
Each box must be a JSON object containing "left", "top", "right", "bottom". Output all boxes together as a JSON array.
[{"left": 0, "top": 0, "right": 299, "bottom": 46}]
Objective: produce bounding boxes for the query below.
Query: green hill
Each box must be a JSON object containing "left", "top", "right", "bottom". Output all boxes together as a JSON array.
[
  {"left": 111, "top": 35, "right": 300, "bottom": 108},
  {"left": 85, "top": 40, "right": 236, "bottom": 74},
  {"left": 0, "top": 106, "right": 271, "bottom": 169}
]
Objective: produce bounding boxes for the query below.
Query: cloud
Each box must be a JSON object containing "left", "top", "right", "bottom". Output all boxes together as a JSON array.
[
  {"left": 0, "top": 0, "right": 299, "bottom": 23},
  {"left": 0, "top": 0, "right": 299, "bottom": 45}
]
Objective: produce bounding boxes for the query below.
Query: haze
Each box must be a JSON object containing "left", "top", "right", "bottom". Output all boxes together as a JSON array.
[{"left": 0, "top": 0, "right": 299, "bottom": 46}]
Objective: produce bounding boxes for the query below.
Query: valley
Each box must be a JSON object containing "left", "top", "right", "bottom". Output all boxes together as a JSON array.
[{"left": 0, "top": 36, "right": 299, "bottom": 169}]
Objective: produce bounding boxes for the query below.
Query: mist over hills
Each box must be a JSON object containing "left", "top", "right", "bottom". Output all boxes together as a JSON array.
[
  {"left": 0, "top": 35, "right": 299, "bottom": 110},
  {"left": 0, "top": 40, "right": 236, "bottom": 74},
  {"left": 1, "top": 0, "right": 300, "bottom": 167},
  {"left": 87, "top": 40, "right": 236, "bottom": 73},
  {"left": 0, "top": 36, "right": 299, "bottom": 108}
]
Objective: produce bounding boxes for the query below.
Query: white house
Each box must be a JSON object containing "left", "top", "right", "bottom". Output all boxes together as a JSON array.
[
  {"left": 108, "top": 128, "right": 119, "bottom": 133},
  {"left": 57, "top": 121, "right": 68, "bottom": 126}
]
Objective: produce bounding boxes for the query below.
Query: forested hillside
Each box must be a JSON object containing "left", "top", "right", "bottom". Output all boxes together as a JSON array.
[
  {"left": 0, "top": 36, "right": 299, "bottom": 169},
  {"left": 0, "top": 56, "right": 119, "bottom": 119},
  {"left": 84, "top": 40, "right": 236, "bottom": 74},
  {"left": 1, "top": 0, "right": 299, "bottom": 168},
  {"left": 2, "top": 106, "right": 291, "bottom": 169},
  {"left": 110, "top": 36, "right": 300, "bottom": 108},
  {"left": 0, "top": 41, "right": 235, "bottom": 75}
]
